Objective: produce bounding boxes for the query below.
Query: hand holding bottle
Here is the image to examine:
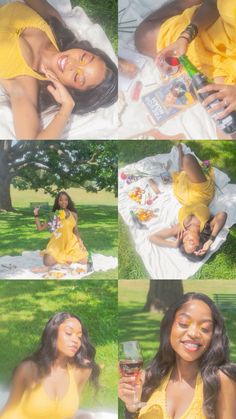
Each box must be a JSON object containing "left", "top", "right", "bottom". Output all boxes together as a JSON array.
[{"left": 198, "top": 84, "right": 236, "bottom": 121}]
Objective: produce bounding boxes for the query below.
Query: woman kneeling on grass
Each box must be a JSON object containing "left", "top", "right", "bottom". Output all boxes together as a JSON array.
[
  {"left": 0, "top": 312, "right": 100, "bottom": 419},
  {"left": 33, "top": 191, "right": 88, "bottom": 272},
  {"left": 149, "top": 144, "right": 227, "bottom": 261},
  {"left": 119, "top": 292, "right": 236, "bottom": 418},
  {"left": 0, "top": 0, "right": 117, "bottom": 139}
]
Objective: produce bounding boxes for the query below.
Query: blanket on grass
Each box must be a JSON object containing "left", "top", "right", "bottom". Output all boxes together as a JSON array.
[
  {"left": 0, "top": 251, "right": 117, "bottom": 279},
  {"left": 0, "top": 0, "right": 117, "bottom": 140},
  {"left": 118, "top": 0, "right": 221, "bottom": 139},
  {"left": 119, "top": 144, "right": 236, "bottom": 279}
]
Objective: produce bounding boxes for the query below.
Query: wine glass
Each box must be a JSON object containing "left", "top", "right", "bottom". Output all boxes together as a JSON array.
[
  {"left": 119, "top": 341, "right": 146, "bottom": 409},
  {"left": 156, "top": 54, "right": 180, "bottom": 81}
]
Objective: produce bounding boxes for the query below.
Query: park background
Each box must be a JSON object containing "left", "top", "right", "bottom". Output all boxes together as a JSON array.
[
  {"left": 118, "top": 279, "right": 236, "bottom": 418},
  {"left": 0, "top": 140, "right": 118, "bottom": 279},
  {"left": 0, "top": 280, "right": 117, "bottom": 414},
  {"left": 118, "top": 140, "right": 236, "bottom": 279}
]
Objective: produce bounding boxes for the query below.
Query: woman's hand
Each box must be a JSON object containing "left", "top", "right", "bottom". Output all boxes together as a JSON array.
[
  {"left": 33, "top": 207, "right": 40, "bottom": 216},
  {"left": 42, "top": 66, "right": 75, "bottom": 110},
  {"left": 118, "top": 374, "right": 144, "bottom": 412},
  {"left": 175, "top": 229, "right": 185, "bottom": 248},
  {"left": 198, "top": 84, "right": 236, "bottom": 121},
  {"left": 194, "top": 239, "right": 213, "bottom": 256},
  {"left": 156, "top": 37, "right": 189, "bottom": 68}
]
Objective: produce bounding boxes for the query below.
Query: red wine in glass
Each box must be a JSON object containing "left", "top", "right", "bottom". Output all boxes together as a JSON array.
[{"left": 119, "top": 359, "right": 143, "bottom": 383}]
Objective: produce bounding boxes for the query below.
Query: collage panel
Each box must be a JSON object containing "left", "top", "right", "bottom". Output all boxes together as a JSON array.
[
  {"left": 118, "top": 279, "right": 236, "bottom": 418},
  {"left": 0, "top": 140, "right": 118, "bottom": 280},
  {"left": 118, "top": 140, "right": 236, "bottom": 280},
  {"left": 0, "top": 280, "right": 118, "bottom": 418},
  {"left": 118, "top": 0, "right": 236, "bottom": 140},
  {"left": 0, "top": 0, "right": 117, "bottom": 141}
]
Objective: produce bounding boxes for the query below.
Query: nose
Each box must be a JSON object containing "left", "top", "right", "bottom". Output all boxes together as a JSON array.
[{"left": 187, "top": 324, "right": 200, "bottom": 339}]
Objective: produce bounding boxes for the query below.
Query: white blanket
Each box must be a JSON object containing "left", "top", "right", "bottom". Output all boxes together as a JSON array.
[
  {"left": 118, "top": 0, "right": 219, "bottom": 139},
  {"left": 0, "top": 251, "right": 118, "bottom": 279},
  {"left": 0, "top": 0, "right": 117, "bottom": 139},
  {"left": 119, "top": 144, "right": 236, "bottom": 279}
]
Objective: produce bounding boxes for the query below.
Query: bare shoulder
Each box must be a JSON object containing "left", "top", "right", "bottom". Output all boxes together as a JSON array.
[
  {"left": 72, "top": 212, "right": 78, "bottom": 220},
  {"left": 14, "top": 360, "right": 38, "bottom": 385},
  {"left": 74, "top": 366, "right": 92, "bottom": 385},
  {"left": 216, "top": 369, "right": 236, "bottom": 418},
  {"left": 218, "top": 369, "right": 236, "bottom": 391}
]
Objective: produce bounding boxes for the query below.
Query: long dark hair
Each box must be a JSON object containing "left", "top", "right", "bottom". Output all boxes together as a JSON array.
[
  {"left": 24, "top": 312, "right": 100, "bottom": 388},
  {"left": 52, "top": 191, "right": 77, "bottom": 213},
  {"left": 39, "top": 17, "right": 117, "bottom": 114},
  {"left": 142, "top": 293, "right": 236, "bottom": 419}
]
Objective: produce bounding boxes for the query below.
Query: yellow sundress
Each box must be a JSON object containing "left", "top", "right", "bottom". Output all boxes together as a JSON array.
[
  {"left": 0, "top": 365, "right": 79, "bottom": 419},
  {"left": 42, "top": 212, "right": 88, "bottom": 264},
  {"left": 157, "top": 0, "right": 236, "bottom": 84},
  {"left": 138, "top": 369, "right": 206, "bottom": 419},
  {"left": 0, "top": 2, "right": 58, "bottom": 80}
]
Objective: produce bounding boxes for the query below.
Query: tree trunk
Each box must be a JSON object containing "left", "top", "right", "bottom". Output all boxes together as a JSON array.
[
  {"left": 0, "top": 150, "right": 14, "bottom": 211},
  {"left": 144, "top": 280, "right": 184, "bottom": 313}
]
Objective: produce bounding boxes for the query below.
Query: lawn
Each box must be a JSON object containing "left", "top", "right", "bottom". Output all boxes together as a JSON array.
[
  {"left": 0, "top": 280, "right": 117, "bottom": 410},
  {"left": 118, "top": 140, "right": 236, "bottom": 280},
  {"left": 71, "top": 0, "right": 117, "bottom": 52},
  {"left": 0, "top": 188, "right": 118, "bottom": 279}
]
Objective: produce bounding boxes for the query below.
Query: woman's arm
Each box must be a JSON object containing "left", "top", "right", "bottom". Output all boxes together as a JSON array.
[
  {"left": 8, "top": 75, "right": 74, "bottom": 140},
  {"left": 75, "top": 368, "right": 92, "bottom": 394},
  {"left": 149, "top": 224, "right": 183, "bottom": 248},
  {"left": 0, "top": 362, "right": 35, "bottom": 415},
  {"left": 23, "top": 0, "right": 62, "bottom": 21},
  {"left": 216, "top": 370, "right": 236, "bottom": 419},
  {"left": 33, "top": 207, "right": 49, "bottom": 231}
]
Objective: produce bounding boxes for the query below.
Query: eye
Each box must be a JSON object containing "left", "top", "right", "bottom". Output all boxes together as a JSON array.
[
  {"left": 200, "top": 327, "right": 211, "bottom": 333},
  {"left": 178, "top": 322, "right": 189, "bottom": 328},
  {"left": 66, "top": 332, "right": 72, "bottom": 336}
]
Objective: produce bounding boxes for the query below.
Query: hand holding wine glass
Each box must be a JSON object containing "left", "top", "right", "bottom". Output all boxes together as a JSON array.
[{"left": 119, "top": 341, "right": 146, "bottom": 412}]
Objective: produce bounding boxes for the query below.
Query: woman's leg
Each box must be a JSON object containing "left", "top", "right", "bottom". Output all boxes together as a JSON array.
[
  {"left": 135, "top": 0, "right": 203, "bottom": 57},
  {"left": 178, "top": 143, "right": 206, "bottom": 183}
]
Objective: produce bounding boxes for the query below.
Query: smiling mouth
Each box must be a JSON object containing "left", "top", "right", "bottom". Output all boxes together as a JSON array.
[
  {"left": 181, "top": 340, "right": 202, "bottom": 352},
  {"left": 69, "top": 346, "right": 78, "bottom": 353},
  {"left": 58, "top": 55, "right": 67, "bottom": 72}
]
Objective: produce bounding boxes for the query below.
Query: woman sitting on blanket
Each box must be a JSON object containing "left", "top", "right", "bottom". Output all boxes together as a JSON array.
[
  {"left": 135, "top": 0, "right": 236, "bottom": 123},
  {"left": 33, "top": 191, "right": 88, "bottom": 271},
  {"left": 119, "top": 292, "right": 236, "bottom": 419},
  {"left": 0, "top": 312, "right": 100, "bottom": 419},
  {"left": 149, "top": 145, "right": 227, "bottom": 261},
  {"left": 0, "top": 0, "right": 117, "bottom": 139}
]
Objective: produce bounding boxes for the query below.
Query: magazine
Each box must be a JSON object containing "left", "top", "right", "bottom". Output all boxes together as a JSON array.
[{"left": 142, "top": 73, "right": 197, "bottom": 125}]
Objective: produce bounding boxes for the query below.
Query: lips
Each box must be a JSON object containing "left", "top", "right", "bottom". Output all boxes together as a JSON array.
[
  {"left": 68, "top": 346, "right": 78, "bottom": 353},
  {"left": 58, "top": 55, "right": 67, "bottom": 72},
  {"left": 181, "top": 340, "right": 202, "bottom": 352}
]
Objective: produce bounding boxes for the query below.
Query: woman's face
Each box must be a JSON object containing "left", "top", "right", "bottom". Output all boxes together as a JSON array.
[
  {"left": 51, "top": 48, "right": 107, "bottom": 90},
  {"left": 183, "top": 230, "right": 200, "bottom": 253},
  {"left": 170, "top": 300, "right": 214, "bottom": 363},
  {"left": 57, "top": 317, "right": 82, "bottom": 358},
  {"left": 58, "top": 194, "right": 69, "bottom": 209}
]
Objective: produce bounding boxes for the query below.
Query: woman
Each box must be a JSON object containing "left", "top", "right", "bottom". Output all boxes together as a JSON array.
[
  {"left": 135, "top": 0, "right": 236, "bottom": 124},
  {"left": 0, "top": 312, "right": 100, "bottom": 419},
  {"left": 34, "top": 191, "right": 88, "bottom": 270},
  {"left": 149, "top": 145, "right": 227, "bottom": 261},
  {"left": 119, "top": 292, "right": 236, "bottom": 418},
  {"left": 0, "top": 0, "right": 117, "bottom": 139}
]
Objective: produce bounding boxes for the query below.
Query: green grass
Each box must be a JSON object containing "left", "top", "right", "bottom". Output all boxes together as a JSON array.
[
  {"left": 71, "top": 0, "right": 117, "bottom": 52},
  {"left": 118, "top": 140, "right": 236, "bottom": 279},
  {"left": 0, "top": 280, "right": 117, "bottom": 410},
  {"left": 0, "top": 189, "right": 117, "bottom": 279}
]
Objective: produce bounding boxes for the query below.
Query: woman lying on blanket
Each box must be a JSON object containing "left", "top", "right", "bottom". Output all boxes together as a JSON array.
[
  {"left": 0, "top": 312, "right": 100, "bottom": 419},
  {"left": 33, "top": 191, "right": 88, "bottom": 271},
  {"left": 119, "top": 292, "right": 236, "bottom": 419},
  {"left": 149, "top": 145, "right": 227, "bottom": 261},
  {"left": 135, "top": 0, "right": 236, "bottom": 123},
  {"left": 0, "top": 0, "right": 117, "bottom": 139}
]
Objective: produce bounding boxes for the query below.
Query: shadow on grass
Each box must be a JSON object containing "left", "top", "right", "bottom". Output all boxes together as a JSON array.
[{"left": 0, "top": 281, "right": 117, "bottom": 384}]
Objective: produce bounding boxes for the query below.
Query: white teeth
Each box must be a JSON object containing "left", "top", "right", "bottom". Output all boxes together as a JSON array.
[
  {"left": 183, "top": 342, "right": 199, "bottom": 350},
  {"left": 59, "top": 57, "right": 67, "bottom": 71}
]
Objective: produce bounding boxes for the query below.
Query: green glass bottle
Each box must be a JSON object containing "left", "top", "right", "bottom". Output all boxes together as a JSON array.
[{"left": 179, "top": 54, "right": 236, "bottom": 135}]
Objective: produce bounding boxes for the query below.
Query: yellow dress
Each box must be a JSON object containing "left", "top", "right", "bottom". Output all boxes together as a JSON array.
[
  {"left": 157, "top": 0, "right": 236, "bottom": 84},
  {"left": 43, "top": 212, "right": 88, "bottom": 264},
  {"left": 138, "top": 370, "right": 206, "bottom": 419},
  {"left": 0, "top": 2, "right": 58, "bottom": 80},
  {"left": 172, "top": 169, "right": 215, "bottom": 231},
  {"left": 0, "top": 365, "right": 79, "bottom": 419}
]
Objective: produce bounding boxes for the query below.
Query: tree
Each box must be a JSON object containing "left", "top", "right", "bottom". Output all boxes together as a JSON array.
[
  {"left": 144, "top": 280, "right": 184, "bottom": 312},
  {"left": 0, "top": 141, "right": 117, "bottom": 211}
]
